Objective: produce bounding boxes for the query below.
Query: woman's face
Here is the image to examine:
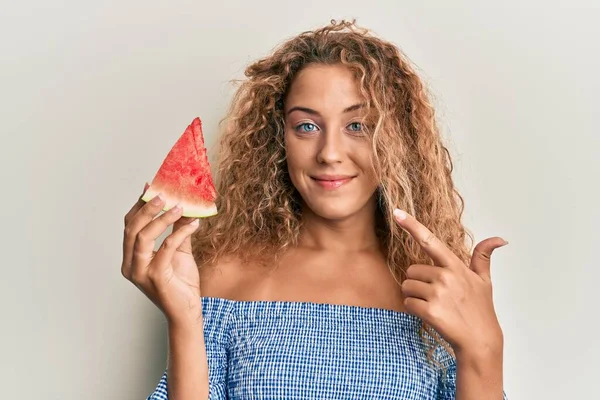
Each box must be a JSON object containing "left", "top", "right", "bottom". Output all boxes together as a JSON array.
[{"left": 284, "top": 63, "right": 379, "bottom": 221}]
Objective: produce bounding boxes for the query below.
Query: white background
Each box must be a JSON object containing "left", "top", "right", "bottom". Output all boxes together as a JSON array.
[{"left": 1, "top": 1, "right": 598, "bottom": 398}]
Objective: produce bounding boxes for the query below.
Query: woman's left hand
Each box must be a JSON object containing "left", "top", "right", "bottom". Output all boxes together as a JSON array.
[{"left": 393, "top": 208, "right": 507, "bottom": 358}]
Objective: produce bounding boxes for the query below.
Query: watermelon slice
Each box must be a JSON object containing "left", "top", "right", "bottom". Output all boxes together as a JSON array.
[{"left": 141, "top": 117, "right": 218, "bottom": 218}]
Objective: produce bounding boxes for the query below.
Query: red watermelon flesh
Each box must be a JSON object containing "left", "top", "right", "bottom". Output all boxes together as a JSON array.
[{"left": 141, "top": 117, "right": 218, "bottom": 218}]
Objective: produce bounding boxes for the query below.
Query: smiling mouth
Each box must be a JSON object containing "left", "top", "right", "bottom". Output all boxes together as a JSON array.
[{"left": 311, "top": 176, "right": 355, "bottom": 190}]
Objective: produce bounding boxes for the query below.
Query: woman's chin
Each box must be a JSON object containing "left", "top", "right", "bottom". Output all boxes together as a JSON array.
[
  {"left": 307, "top": 203, "right": 361, "bottom": 221},
  {"left": 300, "top": 193, "right": 379, "bottom": 221}
]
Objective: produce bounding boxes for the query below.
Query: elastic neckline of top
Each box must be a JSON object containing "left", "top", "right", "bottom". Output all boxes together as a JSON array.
[{"left": 200, "top": 296, "right": 422, "bottom": 322}]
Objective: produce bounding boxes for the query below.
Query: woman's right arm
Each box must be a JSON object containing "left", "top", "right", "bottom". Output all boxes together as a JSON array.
[
  {"left": 121, "top": 184, "right": 210, "bottom": 400},
  {"left": 165, "top": 320, "right": 210, "bottom": 400}
]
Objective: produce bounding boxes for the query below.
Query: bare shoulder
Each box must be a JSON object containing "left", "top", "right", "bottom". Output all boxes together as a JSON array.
[
  {"left": 199, "top": 255, "right": 266, "bottom": 299},
  {"left": 199, "top": 255, "right": 243, "bottom": 299}
]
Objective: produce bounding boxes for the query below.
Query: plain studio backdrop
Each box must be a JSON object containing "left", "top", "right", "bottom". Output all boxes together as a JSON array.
[{"left": 1, "top": 0, "right": 598, "bottom": 399}]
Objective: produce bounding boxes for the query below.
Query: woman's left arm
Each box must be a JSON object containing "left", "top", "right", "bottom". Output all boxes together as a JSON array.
[
  {"left": 454, "top": 344, "right": 505, "bottom": 400},
  {"left": 392, "top": 209, "right": 508, "bottom": 400}
]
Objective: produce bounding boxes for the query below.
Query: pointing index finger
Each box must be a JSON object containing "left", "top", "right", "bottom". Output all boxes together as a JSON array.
[{"left": 393, "top": 209, "right": 463, "bottom": 268}]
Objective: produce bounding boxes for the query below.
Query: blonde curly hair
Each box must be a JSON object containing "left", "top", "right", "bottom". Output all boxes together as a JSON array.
[{"left": 193, "top": 19, "right": 473, "bottom": 367}]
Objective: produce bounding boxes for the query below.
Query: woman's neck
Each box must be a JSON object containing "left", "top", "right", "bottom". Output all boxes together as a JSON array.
[{"left": 297, "top": 199, "right": 380, "bottom": 253}]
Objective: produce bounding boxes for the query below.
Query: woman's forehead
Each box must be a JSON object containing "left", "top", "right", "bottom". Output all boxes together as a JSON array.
[{"left": 285, "top": 64, "right": 365, "bottom": 114}]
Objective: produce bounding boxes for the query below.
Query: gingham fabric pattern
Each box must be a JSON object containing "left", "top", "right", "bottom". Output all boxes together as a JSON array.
[{"left": 147, "top": 297, "right": 508, "bottom": 399}]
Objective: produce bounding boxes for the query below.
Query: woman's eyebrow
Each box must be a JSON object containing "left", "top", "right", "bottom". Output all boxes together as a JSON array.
[
  {"left": 342, "top": 103, "right": 366, "bottom": 113},
  {"left": 286, "top": 103, "right": 365, "bottom": 116},
  {"left": 286, "top": 106, "right": 320, "bottom": 116}
]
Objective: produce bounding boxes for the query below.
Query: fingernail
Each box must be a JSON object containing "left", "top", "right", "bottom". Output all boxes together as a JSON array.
[
  {"left": 190, "top": 219, "right": 199, "bottom": 226},
  {"left": 502, "top": 239, "right": 509, "bottom": 246},
  {"left": 393, "top": 209, "right": 407, "bottom": 221},
  {"left": 151, "top": 193, "right": 163, "bottom": 205},
  {"left": 171, "top": 203, "right": 182, "bottom": 213}
]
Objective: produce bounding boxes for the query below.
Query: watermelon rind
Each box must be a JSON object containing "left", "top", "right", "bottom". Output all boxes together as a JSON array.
[{"left": 141, "top": 186, "right": 218, "bottom": 218}]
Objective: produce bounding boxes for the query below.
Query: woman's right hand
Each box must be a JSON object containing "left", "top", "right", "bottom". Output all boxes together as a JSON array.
[{"left": 121, "top": 183, "right": 203, "bottom": 326}]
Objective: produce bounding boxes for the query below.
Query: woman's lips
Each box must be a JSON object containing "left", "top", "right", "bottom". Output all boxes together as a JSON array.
[{"left": 311, "top": 177, "right": 354, "bottom": 189}]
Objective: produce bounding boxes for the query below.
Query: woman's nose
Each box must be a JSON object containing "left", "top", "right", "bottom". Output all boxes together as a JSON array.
[{"left": 316, "top": 128, "right": 344, "bottom": 164}]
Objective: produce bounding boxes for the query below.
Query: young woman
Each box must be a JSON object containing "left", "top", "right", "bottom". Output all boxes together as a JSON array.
[{"left": 122, "top": 20, "right": 508, "bottom": 400}]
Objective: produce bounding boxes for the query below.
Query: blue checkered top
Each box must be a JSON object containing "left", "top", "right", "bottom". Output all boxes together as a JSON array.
[{"left": 146, "top": 296, "right": 507, "bottom": 399}]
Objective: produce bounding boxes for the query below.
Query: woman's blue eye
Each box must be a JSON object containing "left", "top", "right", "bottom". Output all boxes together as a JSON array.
[
  {"left": 348, "top": 122, "right": 362, "bottom": 132},
  {"left": 296, "top": 123, "right": 318, "bottom": 133}
]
